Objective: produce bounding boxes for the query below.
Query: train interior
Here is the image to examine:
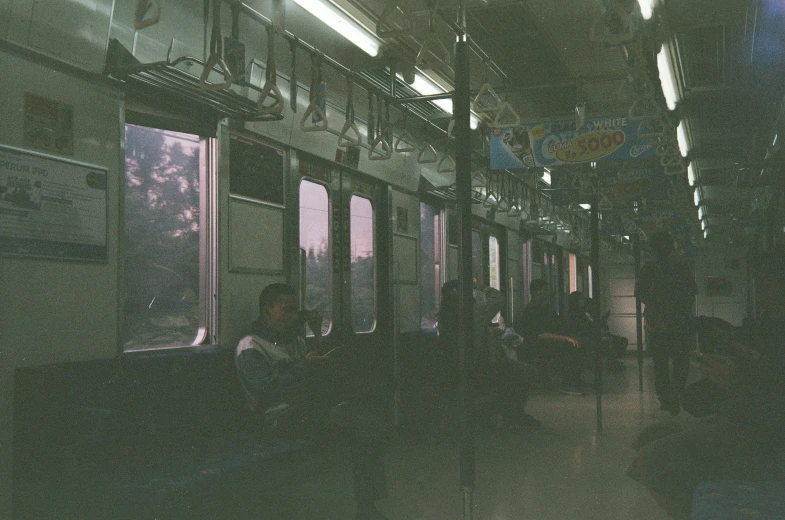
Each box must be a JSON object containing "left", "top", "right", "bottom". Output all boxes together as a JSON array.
[{"left": 2, "top": 0, "right": 785, "bottom": 518}]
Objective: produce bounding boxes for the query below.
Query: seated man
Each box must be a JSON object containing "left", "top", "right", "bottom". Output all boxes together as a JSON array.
[
  {"left": 516, "top": 279, "right": 584, "bottom": 395},
  {"left": 235, "top": 283, "right": 389, "bottom": 520}
]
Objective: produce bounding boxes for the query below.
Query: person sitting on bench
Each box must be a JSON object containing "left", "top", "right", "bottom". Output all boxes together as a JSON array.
[{"left": 235, "top": 283, "right": 390, "bottom": 520}]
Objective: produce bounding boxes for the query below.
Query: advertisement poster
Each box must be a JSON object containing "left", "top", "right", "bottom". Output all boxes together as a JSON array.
[
  {"left": 491, "top": 115, "right": 657, "bottom": 169},
  {"left": 0, "top": 145, "right": 107, "bottom": 261}
]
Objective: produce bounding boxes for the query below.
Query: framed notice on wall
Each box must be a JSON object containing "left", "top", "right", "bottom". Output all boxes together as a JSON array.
[{"left": 0, "top": 144, "right": 107, "bottom": 261}]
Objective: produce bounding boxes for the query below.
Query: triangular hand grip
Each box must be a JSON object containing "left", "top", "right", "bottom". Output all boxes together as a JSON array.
[
  {"left": 472, "top": 83, "right": 502, "bottom": 114},
  {"left": 394, "top": 129, "right": 416, "bottom": 152},
  {"left": 258, "top": 80, "right": 285, "bottom": 115},
  {"left": 437, "top": 154, "right": 456, "bottom": 173},
  {"left": 338, "top": 120, "right": 361, "bottom": 147},
  {"left": 417, "top": 144, "right": 438, "bottom": 164},
  {"left": 660, "top": 152, "right": 683, "bottom": 167},
  {"left": 376, "top": 1, "right": 414, "bottom": 38},
  {"left": 637, "top": 118, "right": 664, "bottom": 138},
  {"left": 416, "top": 33, "right": 451, "bottom": 70},
  {"left": 200, "top": 54, "right": 234, "bottom": 91},
  {"left": 663, "top": 163, "right": 685, "bottom": 176},
  {"left": 492, "top": 102, "right": 521, "bottom": 129},
  {"left": 368, "top": 134, "right": 392, "bottom": 160},
  {"left": 300, "top": 101, "right": 328, "bottom": 132},
  {"left": 134, "top": 0, "right": 161, "bottom": 30},
  {"left": 628, "top": 97, "right": 658, "bottom": 122}
]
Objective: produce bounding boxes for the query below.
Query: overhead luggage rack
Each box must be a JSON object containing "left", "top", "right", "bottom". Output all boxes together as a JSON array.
[{"left": 105, "top": 39, "right": 271, "bottom": 122}]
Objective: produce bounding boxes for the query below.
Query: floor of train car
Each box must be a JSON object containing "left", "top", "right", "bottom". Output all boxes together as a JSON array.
[{"left": 205, "top": 355, "right": 702, "bottom": 520}]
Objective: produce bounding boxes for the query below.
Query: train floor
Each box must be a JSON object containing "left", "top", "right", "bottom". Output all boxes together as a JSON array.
[{"left": 237, "top": 354, "right": 707, "bottom": 520}]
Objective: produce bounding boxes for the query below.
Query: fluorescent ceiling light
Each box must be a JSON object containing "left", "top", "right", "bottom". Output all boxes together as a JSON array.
[
  {"left": 701, "top": 220, "right": 707, "bottom": 231},
  {"left": 291, "top": 0, "right": 380, "bottom": 57},
  {"left": 687, "top": 162, "right": 697, "bottom": 186},
  {"left": 698, "top": 205, "right": 705, "bottom": 221},
  {"left": 541, "top": 168, "right": 552, "bottom": 185},
  {"left": 704, "top": 228, "right": 709, "bottom": 239},
  {"left": 657, "top": 43, "right": 680, "bottom": 111},
  {"left": 694, "top": 187, "right": 701, "bottom": 207},
  {"left": 637, "top": 0, "right": 656, "bottom": 20},
  {"left": 400, "top": 72, "right": 480, "bottom": 129},
  {"left": 579, "top": 203, "right": 591, "bottom": 210},
  {"left": 676, "top": 120, "right": 690, "bottom": 157}
]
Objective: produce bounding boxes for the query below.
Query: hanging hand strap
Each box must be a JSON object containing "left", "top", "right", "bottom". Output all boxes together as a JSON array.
[
  {"left": 367, "top": 92, "right": 376, "bottom": 144},
  {"left": 257, "top": 24, "right": 285, "bottom": 118},
  {"left": 376, "top": 0, "right": 414, "bottom": 38},
  {"left": 339, "top": 73, "right": 361, "bottom": 147},
  {"left": 417, "top": 118, "right": 438, "bottom": 164},
  {"left": 301, "top": 52, "right": 328, "bottom": 132},
  {"left": 472, "top": 63, "right": 502, "bottom": 114},
  {"left": 394, "top": 110, "right": 416, "bottom": 152},
  {"left": 369, "top": 93, "right": 392, "bottom": 160},
  {"left": 416, "top": 0, "right": 451, "bottom": 69},
  {"left": 201, "top": 0, "right": 234, "bottom": 90},
  {"left": 134, "top": 0, "right": 161, "bottom": 30},
  {"left": 290, "top": 37, "right": 298, "bottom": 112}
]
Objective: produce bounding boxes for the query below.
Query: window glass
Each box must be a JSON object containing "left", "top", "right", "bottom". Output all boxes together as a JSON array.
[
  {"left": 300, "top": 180, "right": 332, "bottom": 335},
  {"left": 471, "top": 230, "right": 483, "bottom": 287},
  {"left": 350, "top": 196, "right": 375, "bottom": 332},
  {"left": 123, "top": 124, "right": 206, "bottom": 350},
  {"left": 489, "top": 235, "right": 501, "bottom": 290},
  {"left": 420, "top": 202, "right": 442, "bottom": 330}
]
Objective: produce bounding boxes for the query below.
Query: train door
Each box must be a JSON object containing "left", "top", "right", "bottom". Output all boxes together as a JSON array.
[
  {"left": 531, "top": 238, "right": 564, "bottom": 314},
  {"left": 471, "top": 221, "right": 506, "bottom": 324},
  {"left": 294, "top": 154, "right": 390, "bottom": 371}
]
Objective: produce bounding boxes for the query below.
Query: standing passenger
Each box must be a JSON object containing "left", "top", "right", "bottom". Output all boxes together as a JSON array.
[
  {"left": 235, "top": 283, "right": 390, "bottom": 520},
  {"left": 635, "top": 231, "right": 696, "bottom": 415}
]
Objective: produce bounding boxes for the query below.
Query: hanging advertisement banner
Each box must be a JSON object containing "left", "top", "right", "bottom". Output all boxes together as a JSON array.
[
  {"left": 489, "top": 126, "right": 536, "bottom": 170},
  {"left": 490, "top": 116, "right": 656, "bottom": 169}
]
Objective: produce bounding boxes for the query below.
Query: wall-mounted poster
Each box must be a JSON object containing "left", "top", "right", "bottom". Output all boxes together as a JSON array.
[
  {"left": 491, "top": 115, "right": 657, "bottom": 169},
  {"left": 0, "top": 144, "right": 107, "bottom": 261}
]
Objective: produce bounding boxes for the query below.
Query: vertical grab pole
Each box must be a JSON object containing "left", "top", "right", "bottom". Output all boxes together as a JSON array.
[
  {"left": 590, "top": 193, "right": 603, "bottom": 435},
  {"left": 392, "top": 261, "right": 401, "bottom": 428},
  {"left": 454, "top": 0, "right": 474, "bottom": 517},
  {"left": 299, "top": 248, "right": 307, "bottom": 310},
  {"left": 634, "top": 233, "right": 644, "bottom": 392}
]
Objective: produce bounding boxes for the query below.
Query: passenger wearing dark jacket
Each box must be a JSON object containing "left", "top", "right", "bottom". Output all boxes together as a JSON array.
[
  {"left": 628, "top": 251, "right": 785, "bottom": 520},
  {"left": 235, "top": 283, "right": 389, "bottom": 520},
  {"left": 517, "top": 279, "right": 584, "bottom": 395}
]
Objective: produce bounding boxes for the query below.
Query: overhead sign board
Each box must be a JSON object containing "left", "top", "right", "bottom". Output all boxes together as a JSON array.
[{"left": 490, "top": 115, "right": 657, "bottom": 169}]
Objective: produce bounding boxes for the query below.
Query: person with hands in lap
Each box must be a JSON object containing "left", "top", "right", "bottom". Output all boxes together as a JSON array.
[{"left": 235, "top": 283, "right": 390, "bottom": 520}]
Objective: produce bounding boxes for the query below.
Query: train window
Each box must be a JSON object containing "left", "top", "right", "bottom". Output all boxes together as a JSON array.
[
  {"left": 122, "top": 124, "right": 212, "bottom": 351},
  {"left": 420, "top": 202, "right": 442, "bottom": 330},
  {"left": 472, "top": 230, "right": 483, "bottom": 284},
  {"left": 299, "top": 180, "right": 332, "bottom": 336},
  {"left": 489, "top": 235, "right": 501, "bottom": 290},
  {"left": 350, "top": 195, "right": 376, "bottom": 333}
]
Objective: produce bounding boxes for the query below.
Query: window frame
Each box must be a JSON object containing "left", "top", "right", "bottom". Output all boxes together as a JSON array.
[
  {"left": 121, "top": 121, "right": 217, "bottom": 353},
  {"left": 298, "top": 176, "right": 334, "bottom": 337},
  {"left": 349, "top": 192, "right": 377, "bottom": 334}
]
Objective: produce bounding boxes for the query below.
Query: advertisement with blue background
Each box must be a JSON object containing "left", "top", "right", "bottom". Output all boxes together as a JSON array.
[{"left": 490, "top": 115, "right": 657, "bottom": 169}]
